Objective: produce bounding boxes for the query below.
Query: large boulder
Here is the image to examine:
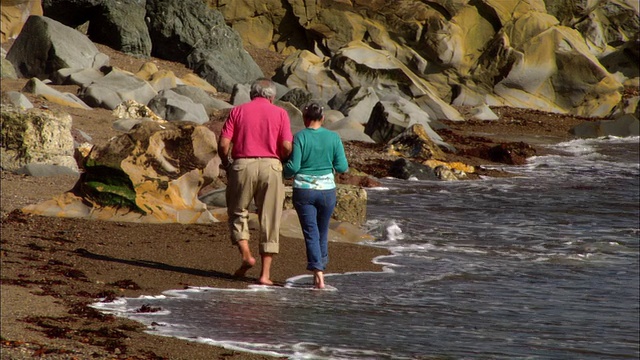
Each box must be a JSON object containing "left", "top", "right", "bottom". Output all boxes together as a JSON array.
[
  {"left": 365, "top": 95, "right": 453, "bottom": 151},
  {"left": 145, "top": 0, "right": 263, "bottom": 93},
  {"left": 5, "top": 15, "right": 109, "bottom": 79},
  {"left": 282, "top": 184, "right": 368, "bottom": 227},
  {"left": 385, "top": 124, "right": 447, "bottom": 161},
  {"left": 0, "top": 106, "right": 78, "bottom": 174},
  {"left": 24, "top": 121, "right": 221, "bottom": 223},
  {"left": 42, "top": 0, "right": 152, "bottom": 56}
]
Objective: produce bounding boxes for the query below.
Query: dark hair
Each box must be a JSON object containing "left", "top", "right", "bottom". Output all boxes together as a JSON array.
[
  {"left": 303, "top": 102, "right": 324, "bottom": 121},
  {"left": 250, "top": 78, "right": 277, "bottom": 100}
]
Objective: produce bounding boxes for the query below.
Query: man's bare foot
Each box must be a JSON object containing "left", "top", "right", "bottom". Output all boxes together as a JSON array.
[
  {"left": 233, "top": 257, "right": 256, "bottom": 277},
  {"left": 257, "top": 277, "right": 273, "bottom": 285},
  {"left": 313, "top": 270, "right": 325, "bottom": 289}
]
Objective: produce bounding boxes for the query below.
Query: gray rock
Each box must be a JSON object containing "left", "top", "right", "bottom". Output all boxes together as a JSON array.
[
  {"left": 434, "top": 165, "right": 459, "bottom": 181},
  {"left": 22, "top": 77, "right": 92, "bottom": 109},
  {"left": 332, "top": 128, "right": 375, "bottom": 143},
  {"left": 1, "top": 56, "right": 17, "bottom": 79},
  {"left": 365, "top": 97, "right": 453, "bottom": 151},
  {"left": 230, "top": 83, "right": 251, "bottom": 105},
  {"left": 171, "top": 85, "right": 232, "bottom": 114},
  {"left": 469, "top": 104, "right": 499, "bottom": 121},
  {"left": 279, "top": 88, "right": 312, "bottom": 109},
  {"left": 274, "top": 100, "right": 303, "bottom": 131},
  {"left": 198, "top": 187, "right": 227, "bottom": 208},
  {"left": 2, "top": 91, "right": 33, "bottom": 109},
  {"left": 6, "top": 15, "right": 109, "bottom": 79},
  {"left": 274, "top": 82, "right": 291, "bottom": 100},
  {"left": 323, "top": 109, "right": 345, "bottom": 125},
  {"left": 389, "top": 158, "right": 438, "bottom": 181},
  {"left": 324, "top": 117, "right": 374, "bottom": 143},
  {"left": 79, "top": 68, "right": 157, "bottom": 110},
  {"left": 112, "top": 118, "right": 147, "bottom": 132},
  {"left": 329, "top": 86, "right": 380, "bottom": 125},
  {"left": 73, "top": 128, "right": 92, "bottom": 144},
  {"left": 145, "top": 0, "right": 263, "bottom": 93},
  {"left": 52, "top": 67, "right": 105, "bottom": 87},
  {"left": 570, "top": 114, "right": 640, "bottom": 138},
  {"left": 147, "top": 89, "right": 209, "bottom": 124}
]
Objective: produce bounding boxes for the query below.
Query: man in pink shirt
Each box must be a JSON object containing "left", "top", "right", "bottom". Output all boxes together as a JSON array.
[{"left": 218, "top": 78, "right": 293, "bottom": 285}]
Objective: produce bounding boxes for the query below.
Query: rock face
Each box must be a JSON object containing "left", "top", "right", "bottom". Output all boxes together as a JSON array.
[
  {"left": 145, "top": 0, "right": 263, "bottom": 93},
  {"left": 0, "top": 106, "right": 78, "bottom": 173},
  {"left": 216, "top": 0, "right": 636, "bottom": 117}
]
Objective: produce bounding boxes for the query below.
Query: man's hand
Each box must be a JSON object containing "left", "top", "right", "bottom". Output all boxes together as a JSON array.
[{"left": 218, "top": 137, "right": 232, "bottom": 169}]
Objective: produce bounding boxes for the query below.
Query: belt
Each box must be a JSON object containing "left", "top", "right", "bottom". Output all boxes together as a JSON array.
[{"left": 235, "top": 157, "right": 279, "bottom": 160}]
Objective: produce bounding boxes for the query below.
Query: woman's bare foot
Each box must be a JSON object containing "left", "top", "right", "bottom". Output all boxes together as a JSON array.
[
  {"left": 257, "top": 277, "right": 273, "bottom": 285},
  {"left": 233, "top": 257, "right": 255, "bottom": 277},
  {"left": 313, "top": 270, "right": 325, "bottom": 289}
]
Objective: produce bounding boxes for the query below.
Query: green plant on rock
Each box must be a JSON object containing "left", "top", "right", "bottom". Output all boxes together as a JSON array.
[{"left": 78, "top": 166, "right": 143, "bottom": 213}]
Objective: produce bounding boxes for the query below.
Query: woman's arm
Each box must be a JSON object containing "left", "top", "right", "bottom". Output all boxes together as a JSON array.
[
  {"left": 333, "top": 137, "right": 349, "bottom": 174},
  {"left": 283, "top": 137, "right": 302, "bottom": 179}
]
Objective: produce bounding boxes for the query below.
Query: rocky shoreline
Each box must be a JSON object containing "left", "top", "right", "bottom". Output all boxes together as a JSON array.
[
  {"left": 0, "top": 64, "right": 620, "bottom": 360},
  {"left": 2, "top": 6, "right": 638, "bottom": 359}
]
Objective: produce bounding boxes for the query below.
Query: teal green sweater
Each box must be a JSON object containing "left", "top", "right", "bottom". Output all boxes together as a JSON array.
[{"left": 284, "top": 127, "right": 348, "bottom": 181}]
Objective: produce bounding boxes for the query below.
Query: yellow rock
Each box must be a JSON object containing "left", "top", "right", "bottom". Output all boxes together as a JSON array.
[
  {"left": 135, "top": 62, "right": 159, "bottom": 80},
  {"left": 1, "top": 0, "right": 42, "bottom": 43},
  {"left": 181, "top": 73, "right": 218, "bottom": 94},
  {"left": 423, "top": 159, "right": 475, "bottom": 173}
]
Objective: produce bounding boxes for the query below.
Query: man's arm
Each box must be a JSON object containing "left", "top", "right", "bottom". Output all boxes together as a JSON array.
[
  {"left": 280, "top": 140, "right": 292, "bottom": 161},
  {"left": 218, "top": 137, "right": 232, "bottom": 168}
]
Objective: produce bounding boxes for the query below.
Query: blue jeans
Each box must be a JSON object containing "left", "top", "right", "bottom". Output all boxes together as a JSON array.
[{"left": 292, "top": 188, "right": 337, "bottom": 271}]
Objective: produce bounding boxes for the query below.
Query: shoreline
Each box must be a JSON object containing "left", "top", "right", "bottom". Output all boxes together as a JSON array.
[{"left": 1, "top": 197, "right": 389, "bottom": 359}]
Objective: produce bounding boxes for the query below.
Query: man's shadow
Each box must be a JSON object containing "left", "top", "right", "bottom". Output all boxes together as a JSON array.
[{"left": 72, "top": 247, "right": 248, "bottom": 283}]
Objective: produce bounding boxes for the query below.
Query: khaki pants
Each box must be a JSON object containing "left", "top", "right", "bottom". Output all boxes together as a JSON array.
[{"left": 226, "top": 158, "right": 284, "bottom": 254}]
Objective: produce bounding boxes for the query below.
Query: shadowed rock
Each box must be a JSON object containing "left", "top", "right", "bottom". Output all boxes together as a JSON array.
[{"left": 145, "top": 0, "right": 263, "bottom": 93}]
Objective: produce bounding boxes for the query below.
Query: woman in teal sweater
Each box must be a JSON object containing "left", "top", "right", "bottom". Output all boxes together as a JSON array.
[{"left": 284, "top": 102, "right": 349, "bottom": 289}]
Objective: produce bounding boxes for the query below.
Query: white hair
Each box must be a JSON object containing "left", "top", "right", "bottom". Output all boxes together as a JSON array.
[{"left": 250, "top": 78, "right": 277, "bottom": 100}]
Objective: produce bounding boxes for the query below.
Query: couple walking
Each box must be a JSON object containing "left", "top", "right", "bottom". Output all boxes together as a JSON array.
[{"left": 217, "top": 78, "right": 348, "bottom": 289}]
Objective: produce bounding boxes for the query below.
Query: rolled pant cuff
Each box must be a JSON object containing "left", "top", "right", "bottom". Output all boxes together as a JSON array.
[{"left": 260, "top": 243, "right": 279, "bottom": 254}]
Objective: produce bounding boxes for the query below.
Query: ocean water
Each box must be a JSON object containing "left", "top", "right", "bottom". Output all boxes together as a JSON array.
[{"left": 93, "top": 136, "right": 640, "bottom": 359}]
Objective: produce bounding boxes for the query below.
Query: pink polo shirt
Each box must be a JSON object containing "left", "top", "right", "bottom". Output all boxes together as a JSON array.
[{"left": 220, "top": 97, "right": 293, "bottom": 159}]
